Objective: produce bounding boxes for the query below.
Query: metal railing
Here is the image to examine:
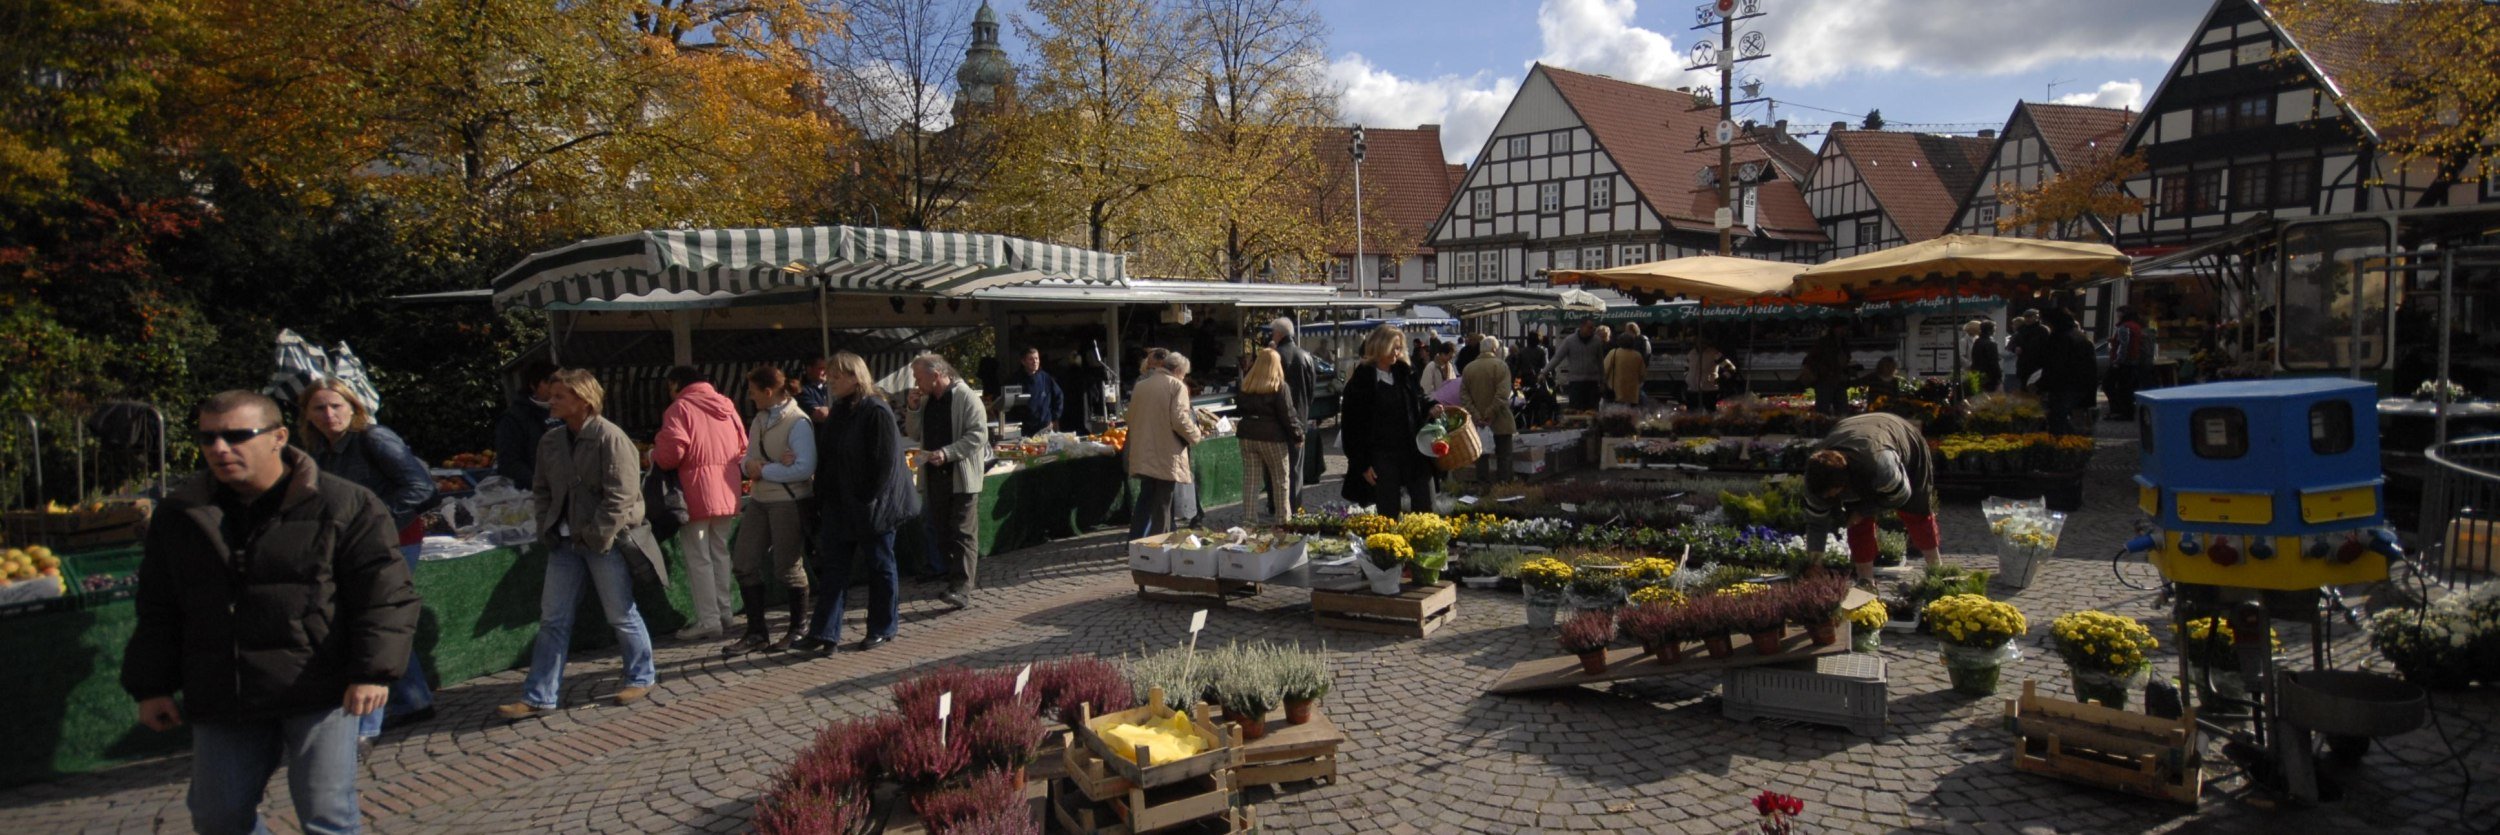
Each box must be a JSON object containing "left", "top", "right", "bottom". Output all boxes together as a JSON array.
[{"left": 2418, "top": 434, "right": 2500, "bottom": 591}]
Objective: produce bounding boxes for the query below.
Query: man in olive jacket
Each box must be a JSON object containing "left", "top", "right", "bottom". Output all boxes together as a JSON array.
[
  {"left": 124, "top": 391, "right": 419, "bottom": 835},
  {"left": 907, "top": 354, "right": 989, "bottom": 610}
]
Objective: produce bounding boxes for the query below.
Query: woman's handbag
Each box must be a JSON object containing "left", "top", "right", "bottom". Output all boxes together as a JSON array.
[
  {"left": 641, "top": 465, "right": 689, "bottom": 543},
  {"left": 1434, "top": 407, "right": 1484, "bottom": 473}
]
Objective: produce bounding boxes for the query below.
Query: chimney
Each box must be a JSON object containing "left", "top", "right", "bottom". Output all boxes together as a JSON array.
[
  {"left": 1978, "top": 129, "right": 1997, "bottom": 139},
  {"left": 1830, "top": 121, "right": 1848, "bottom": 134},
  {"left": 1774, "top": 119, "right": 1788, "bottom": 133}
]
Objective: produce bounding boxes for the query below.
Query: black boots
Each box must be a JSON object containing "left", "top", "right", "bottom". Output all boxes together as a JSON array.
[
  {"left": 721, "top": 584, "right": 773, "bottom": 656},
  {"left": 765, "top": 591, "right": 808, "bottom": 652}
]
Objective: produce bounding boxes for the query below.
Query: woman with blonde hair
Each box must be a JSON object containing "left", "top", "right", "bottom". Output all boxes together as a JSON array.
[
  {"left": 1340, "top": 324, "right": 1443, "bottom": 514},
  {"left": 295, "top": 378, "right": 439, "bottom": 743},
  {"left": 723, "top": 365, "right": 816, "bottom": 655},
  {"left": 1232, "top": 347, "right": 1301, "bottom": 525},
  {"left": 802, "top": 352, "right": 919, "bottom": 654},
  {"left": 501, "top": 369, "right": 659, "bottom": 719}
]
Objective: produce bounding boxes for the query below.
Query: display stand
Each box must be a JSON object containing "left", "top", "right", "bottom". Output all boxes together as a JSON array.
[
  {"left": 1130, "top": 571, "right": 1262, "bottom": 606},
  {"left": 1486, "top": 589, "right": 1872, "bottom": 694},
  {"left": 2006, "top": 680, "right": 2202, "bottom": 805},
  {"left": 1309, "top": 581, "right": 1456, "bottom": 638},
  {"left": 1227, "top": 710, "right": 1347, "bottom": 788}
]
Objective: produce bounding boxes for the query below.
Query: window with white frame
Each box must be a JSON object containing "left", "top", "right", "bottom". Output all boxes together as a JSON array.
[
  {"left": 1618, "top": 244, "right": 1644, "bottom": 265},
  {"left": 1978, "top": 205, "right": 1997, "bottom": 225},
  {"left": 1423, "top": 258, "right": 1438, "bottom": 282},
  {"left": 1473, "top": 189, "right": 1493, "bottom": 218},
  {"left": 1590, "top": 177, "right": 1613, "bottom": 210},
  {"left": 1478, "top": 252, "right": 1500, "bottom": 283},
  {"left": 1553, "top": 249, "right": 1577, "bottom": 271},
  {"left": 1454, "top": 252, "right": 1474, "bottom": 284},
  {"left": 1539, "top": 183, "right": 1561, "bottom": 213},
  {"left": 1328, "top": 258, "right": 1347, "bottom": 282},
  {"left": 1508, "top": 136, "right": 1530, "bottom": 158},
  {"left": 1581, "top": 247, "right": 1607, "bottom": 269},
  {"left": 1378, "top": 256, "right": 1396, "bottom": 280}
]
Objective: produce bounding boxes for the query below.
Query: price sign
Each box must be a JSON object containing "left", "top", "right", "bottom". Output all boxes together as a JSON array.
[
  {"left": 1189, "top": 609, "right": 1208, "bottom": 635},
  {"left": 1014, "top": 664, "right": 1032, "bottom": 697}
]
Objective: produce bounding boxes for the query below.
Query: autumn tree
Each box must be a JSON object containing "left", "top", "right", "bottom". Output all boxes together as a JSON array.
[
  {"left": 1141, "top": 0, "right": 1339, "bottom": 282},
  {"left": 1998, "top": 151, "right": 2148, "bottom": 241},
  {"left": 810, "top": 0, "right": 999, "bottom": 229},
  {"left": 2267, "top": 0, "right": 2499, "bottom": 189},
  {"left": 976, "top": 0, "right": 1193, "bottom": 265}
]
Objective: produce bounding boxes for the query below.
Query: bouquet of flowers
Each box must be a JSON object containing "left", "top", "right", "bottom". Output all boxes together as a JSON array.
[
  {"left": 2051, "top": 611, "right": 2158, "bottom": 677},
  {"left": 2369, "top": 583, "right": 2500, "bottom": 688},
  {"left": 1361, "top": 533, "right": 1415, "bottom": 570},
  {"left": 1924, "top": 594, "right": 2027, "bottom": 649}
]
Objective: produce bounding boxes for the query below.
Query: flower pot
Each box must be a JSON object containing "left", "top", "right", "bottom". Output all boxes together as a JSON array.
[
  {"left": 1577, "top": 649, "right": 1609, "bottom": 675},
  {"left": 1234, "top": 712, "right": 1269, "bottom": 742},
  {"left": 1646, "top": 641, "right": 1681, "bottom": 664},
  {"left": 1414, "top": 567, "right": 1442, "bottom": 586},
  {"left": 1703, "top": 634, "right": 1735, "bottom": 659},
  {"left": 1941, "top": 641, "right": 2018, "bottom": 697},
  {"left": 1749, "top": 627, "right": 1788, "bottom": 655},
  {"left": 1370, "top": 568, "right": 1404, "bottom": 596},
  {"left": 1851, "top": 627, "right": 1882, "bottom": 653},
  {"left": 1284, "top": 697, "right": 1317, "bottom": 725},
  {"left": 1807, "top": 619, "right": 1839, "bottom": 647},
  {"left": 1525, "top": 602, "right": 1557, "bottom": 631},
  {"left": 2070, "top": 666, "right": 2151, "bottom": 710}
]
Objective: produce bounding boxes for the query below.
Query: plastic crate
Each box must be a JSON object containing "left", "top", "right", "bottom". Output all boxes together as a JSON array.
[{"left": 1722, "top": 653, "right": 1887, "bottom": 738}]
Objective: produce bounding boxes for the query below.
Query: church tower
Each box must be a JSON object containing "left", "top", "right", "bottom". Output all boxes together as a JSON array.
[{"left": 953, "top": 2, "right": 1016, "bottom": 123}]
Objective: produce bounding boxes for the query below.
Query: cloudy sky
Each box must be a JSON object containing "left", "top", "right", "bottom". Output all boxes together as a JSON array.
[{"left": 984, "top": 0, "right": 2210, "bottom": 162}]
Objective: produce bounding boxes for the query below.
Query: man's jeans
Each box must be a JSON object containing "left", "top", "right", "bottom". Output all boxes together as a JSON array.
[
  {"left": 810, "top": 528, "right": 899, "bottom": 644},
  {"left": 359, "top": 548, "right": 433, "bottom": 740},
  {"left": 521, "top": 543, "right": 657, "bottom": 709},
  {"left": 189, "top": 707, "right": 362, "bottom": 835}
]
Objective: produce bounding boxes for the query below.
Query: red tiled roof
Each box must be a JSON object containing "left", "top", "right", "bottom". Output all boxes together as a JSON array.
[
  {"left": 1318, "top": 125, "right": 1459, "bottom": 254},
  {"left": 1538, "top": 65, "right": 1824, "bottom": 241},
  {"left": 1746, "top": 123, "right": 1822, "bottom": 183},
  {"left": 2021, "top": 102, "right": 2134, "bottom": 169},
  {"left": 1826, "top": 130, "right": 1994, "bottom": 242}
]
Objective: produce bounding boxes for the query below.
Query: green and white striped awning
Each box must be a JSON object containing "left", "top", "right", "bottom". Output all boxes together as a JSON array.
[{"left": 490, "top": 226, "right": 1129, "bottom": 310}]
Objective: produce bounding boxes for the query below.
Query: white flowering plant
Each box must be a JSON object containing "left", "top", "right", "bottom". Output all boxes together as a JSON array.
[{"left": 2369, "top": 583, "right": 2500, "bottom": 688}]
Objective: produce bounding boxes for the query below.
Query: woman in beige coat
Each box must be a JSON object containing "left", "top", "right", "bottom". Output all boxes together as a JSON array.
[
  {"left": 1461, "top": 335, "right": 1517, "bottom": 483},
  {"left": 1126, "top": 351, "right": 1203, "bottom": 540}
]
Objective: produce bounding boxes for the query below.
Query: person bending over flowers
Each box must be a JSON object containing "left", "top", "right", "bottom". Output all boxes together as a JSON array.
[{"left": 1802, "top": 412, "right": 1941, "bottom": 587}]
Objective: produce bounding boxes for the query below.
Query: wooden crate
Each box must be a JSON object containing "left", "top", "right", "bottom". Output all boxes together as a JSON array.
[
  {"left": 1074, "top": 689, "right": 1240, "bottom": 790},
  {"left": 1310, "top": 580, "right": 1456, "bottom": 638},
  {"left": 1229, "top": 709, "right": 1347, "bottom": 788},
  {"left": 1131, "top": 571, "right": 1261, "bottom": 606},
  {"left": 2004, "top": 680, "right": 2202, "bottom": 805},
  {"left": 1051, "top": 780, "right": 1254, "bottom": 835}
]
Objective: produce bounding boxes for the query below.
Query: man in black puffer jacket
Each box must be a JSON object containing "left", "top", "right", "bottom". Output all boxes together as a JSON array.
[{"left": 124, "top": 390, "right": 419, "bottom": 835}]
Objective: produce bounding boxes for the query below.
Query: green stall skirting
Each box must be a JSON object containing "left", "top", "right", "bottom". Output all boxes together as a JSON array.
[{"left": 0, "top": 436, "right": 1244, "bottom": 787}]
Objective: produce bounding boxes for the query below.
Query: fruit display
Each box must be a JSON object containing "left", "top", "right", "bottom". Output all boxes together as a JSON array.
[
  {"left": 0, "top": 543, "right": 67, "bottom": 608},
  {"left": 1093, "top": 426, "right": 1128, "bottom": 451},
  {"left": 434, "top": 475, "right": 474, "bottom": 494},
  {"left": 441, "top": 450, "right": 495, "bottom": 469}
]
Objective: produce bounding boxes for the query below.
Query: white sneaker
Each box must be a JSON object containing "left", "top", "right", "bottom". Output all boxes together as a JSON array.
[{"left": 674, "top": 625, "right": 722, "bottom": 641}]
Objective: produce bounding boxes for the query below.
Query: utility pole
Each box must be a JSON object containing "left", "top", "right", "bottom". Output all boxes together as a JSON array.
[
  {"left": 1351, "top": 125, "right": 1369, "bottom": 296},
  {"left": 1690, "top": 0, "right": 1771, "bottom": 256}
]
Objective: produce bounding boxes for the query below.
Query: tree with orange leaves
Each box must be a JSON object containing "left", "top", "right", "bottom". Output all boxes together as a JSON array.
[{"left": 1996, "top": 151, "right": 2147, "bottom": 242}]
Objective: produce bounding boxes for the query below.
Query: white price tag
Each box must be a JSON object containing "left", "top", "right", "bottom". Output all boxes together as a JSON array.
[
  {"left": 1015, "top": 664, "right": 1032, "bottom": 697},
  {"left": 937, "top": 692, "right": 953, "bottom": 724},
  {"left": 1559, "top": 503, "right": 1580, "bottom": 514},
  {"left": 1189, "top": 609, "right": 1208, "bottom": 634},
  {"left": 1459, "top": 496, "right": 1479, "bottom": 505},
  {"left": 1497, "top": 495, "right": 1525, "bottom": 503}
]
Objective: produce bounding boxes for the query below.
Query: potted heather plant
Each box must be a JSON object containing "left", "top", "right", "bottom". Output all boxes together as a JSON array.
[
  {"left": 1032, "top": 656, "right": 1135, "bottom": 730},
  {"left": 1616, "top": 600, "right": 1684, "bottom": 663},
  {"left": 881, "top": 718, "right": 970, "bottom": 796},
  {"left": 1557, "top": 610, "right": 1616, "bottom": 675},
  {"left": 908, "top": 770, "right": 1026, "bottom": 835},
  {"left": 963, "top": 708, "right": 1048, "bottom": 782},
  {"left": 1274, "top": 644, "right": 1333, "bottom": 725},
  {"left": 1209, "top": 647, "right": 1283, "bottom": 741},
  {"left": 1688, "top": 594, "right": 1738, "bottom": 659},
  {"left": 1720, "top": 584, "right": 1791, "bottom": 655},
  {"left": 1790, "top": 575, "right": 1852, "bottom": 646}
]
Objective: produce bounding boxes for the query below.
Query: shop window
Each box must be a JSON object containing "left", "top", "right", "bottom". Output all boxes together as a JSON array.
[
  {"left": 2309, "top": 400, "right": 2353, "bottom": 455},
  {"left": 2190, "top": 407, "right": 2247, "bottom": 459}
]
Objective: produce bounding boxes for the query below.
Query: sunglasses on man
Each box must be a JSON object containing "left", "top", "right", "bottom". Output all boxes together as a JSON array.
[{"left": 195, "top": 425, "right": 282, "bottom": 447}]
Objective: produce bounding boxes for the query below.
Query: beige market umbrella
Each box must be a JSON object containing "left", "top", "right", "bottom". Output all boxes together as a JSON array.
[
  {"left": 1550, "top": 254, "right": 1808, "bottom": 303},
  {"left": 1794, "top": 234, "right": 2132, "bottom": 398}
]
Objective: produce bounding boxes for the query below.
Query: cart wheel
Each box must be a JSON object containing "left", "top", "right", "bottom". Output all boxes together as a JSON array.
[{"left": 2326, "top": 734, "right": 2369, "bottom": 767}]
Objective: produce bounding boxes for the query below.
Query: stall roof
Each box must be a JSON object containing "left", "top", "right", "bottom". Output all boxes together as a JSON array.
[
  {"left": 971, "top": 278, "right": 1381, "bottom": 308},
  {"left": 390, "top": 287, "right": 820, "bottom": 311},
  {"left": 490, "top": 225, "right": 1128, "bottom": 310},
  {"left": 1400, "top": 286, "right": 1607, "bottom": 317},
  {"left": 1301, "top": 305, "right": 1458, "bottom": 334}
]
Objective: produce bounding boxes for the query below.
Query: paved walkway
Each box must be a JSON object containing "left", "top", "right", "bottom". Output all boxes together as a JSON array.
[{"left": 8, "top": 420, "right": 2495, "bottom": 833}]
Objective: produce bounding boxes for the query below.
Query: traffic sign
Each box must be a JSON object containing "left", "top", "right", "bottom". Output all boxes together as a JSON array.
[{"left": 1714, "top": 207, "right": 1733, "bottom": 230}]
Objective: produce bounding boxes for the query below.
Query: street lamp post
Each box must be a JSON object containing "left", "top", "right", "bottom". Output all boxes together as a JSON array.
[{"left": 1351, "top": 125, "right": 1369, "bottom": 296}]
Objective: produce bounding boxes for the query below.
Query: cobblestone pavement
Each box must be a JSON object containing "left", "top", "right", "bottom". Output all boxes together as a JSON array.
[{"left": 7, "top": 419, "right": 2495, "bottom": 834}]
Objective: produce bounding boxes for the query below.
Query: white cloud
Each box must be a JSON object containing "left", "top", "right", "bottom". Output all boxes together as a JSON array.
[
  {"left": 1759, "top": 0, "right": 2192, "bottom": 85},
  {"left": 1327, "top": 54, "right": 1518, "bottom": 163},
  {"left": 1331, "top": 0, "right": 1703, "bottom": 162},
  {"left": 2055, "top": 79, "right": 2145, "bottom": 111}
]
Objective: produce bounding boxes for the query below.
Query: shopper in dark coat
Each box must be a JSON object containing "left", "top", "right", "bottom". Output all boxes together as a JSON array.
[
  {"left": 1341, "top": 325, "right": 1444, "bottom": 515},
  {"left": 2008, "top": 309, "right": 2050, "bottom": 392},
  {"left": 492, "top": 360, "right": 560, "bottom": 485},
  {"left": 2033, "top": 308, "right": 2101, "bottom": 435},
  {"left": 1269, "top": 318, "right": 1321, "bottom": 510},
  {"left": 803, "top": 351, "right": 921, "bottom": 655},
  {"left": 292, "top": 379, "right": 437, "bottom": 743},
  {"left": 125, "top": 391, "right": 418, "bottom": 835},
  {"left": 1966, "top": 319, "right": 2004, "bottom": 393}
]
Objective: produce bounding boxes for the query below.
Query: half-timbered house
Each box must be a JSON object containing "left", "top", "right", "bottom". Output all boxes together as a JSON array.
[{"left": 1804, "top": 128, "right": 1992, "bottom": 262}]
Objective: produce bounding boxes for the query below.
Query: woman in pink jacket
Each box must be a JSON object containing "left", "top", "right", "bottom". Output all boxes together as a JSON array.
[{"left": 652, "top": 366, "right": 750, "bottom": 641}]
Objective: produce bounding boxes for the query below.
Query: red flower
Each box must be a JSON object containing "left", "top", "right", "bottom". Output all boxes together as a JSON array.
[{"left": 1752, "top": 790, "right": 1804, "bottom": 817}]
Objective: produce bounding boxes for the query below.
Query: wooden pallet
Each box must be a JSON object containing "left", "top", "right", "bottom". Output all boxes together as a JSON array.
[
  {"left": 1072, "top": 692, "right": 1240, "bottom": 791},
  {"left": 1051, "top": 780, "right": 1255, "bottom": 835},
  {"left": 1229, "top": 709, "right": 1348, "bottom": 788},
  {"left": 2004, "top": 680, "right": 2202, "bottom": 805},
  {"left": 1310, "top": 580, "right": 1456, "bottom": 638},
  {"left": 1486, "top": 589, "right": 1873, "bottom": 694},
  {"left": 1132, "top": 571, "right": 1262, "bottom": 606}
]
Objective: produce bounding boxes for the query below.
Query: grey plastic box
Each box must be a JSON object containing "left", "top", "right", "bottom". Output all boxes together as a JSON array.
[{"left": 1722, "top": 653, "right": 1888, "bottom": 738}]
